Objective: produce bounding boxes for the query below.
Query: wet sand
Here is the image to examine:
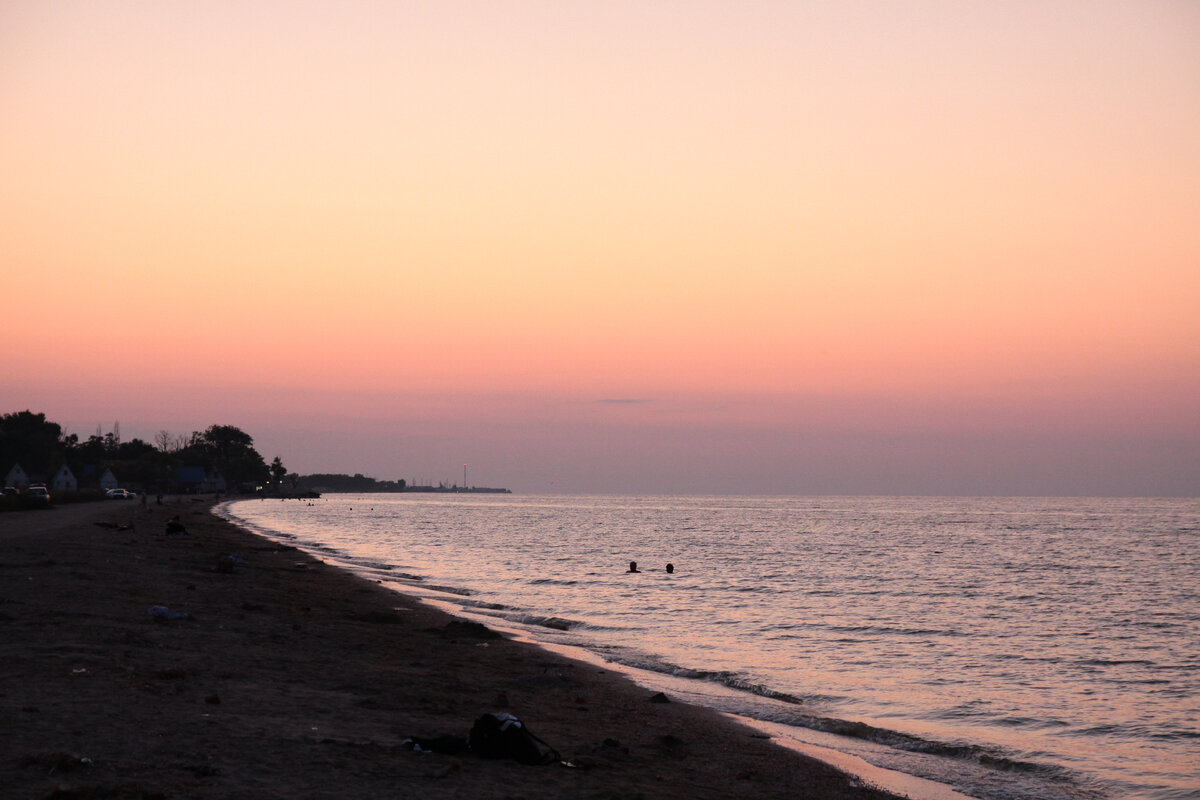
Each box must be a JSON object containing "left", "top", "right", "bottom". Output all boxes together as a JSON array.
[{"left": 1, "top": 499, "right": 907, "bottom": 799}]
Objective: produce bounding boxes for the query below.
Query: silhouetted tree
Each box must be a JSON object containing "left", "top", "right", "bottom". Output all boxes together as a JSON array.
[
  {"left": 0, "top": 411, "right": 66, "bottom": 476},
  {"left": 269, "top": 456, "right": 287, "bottom": 490},
  {"left": 74, "top": 434, "right": 113, "bottom": 466},
  {"left": 3, "top": 412, "right": 285, "bottom": 496},
  {"left": 177, "top": 424, "right": 268, "bottom": 488}
]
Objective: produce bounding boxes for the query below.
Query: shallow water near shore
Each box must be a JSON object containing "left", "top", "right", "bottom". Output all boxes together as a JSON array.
[{"left": 220, "top": 494, "right": 1200, "bottom": 800}]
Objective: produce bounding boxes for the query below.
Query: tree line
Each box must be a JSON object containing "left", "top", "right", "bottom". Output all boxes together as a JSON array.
[
  {"left": 0, "top": 410, "right": 287, "bottom": 493},
  {"left": 294, "top": 473, "right": 407, "bottom": 493}
]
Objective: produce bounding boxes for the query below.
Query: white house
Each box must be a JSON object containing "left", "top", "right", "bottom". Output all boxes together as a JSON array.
[
  {"left": 98, "top": 468, "right": 119, "bottom": 490},
  {"left": 50, "top": 464, "right": 78, "bottom": 492},
  {"left": 5, "top": 463, "right": 30, "bottom": 489}
]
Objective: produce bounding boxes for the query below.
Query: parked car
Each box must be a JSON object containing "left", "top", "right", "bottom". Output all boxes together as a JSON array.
[
  {"left": 25, "top": 486, "right": 51, "bottom": 505},
  {"left": 106, "top": 488, "right": 135, "bottom": 499}
]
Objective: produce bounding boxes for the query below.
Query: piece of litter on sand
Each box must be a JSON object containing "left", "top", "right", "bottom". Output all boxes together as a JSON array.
[{"left": 149, "top": 605, "right": 191, "bottom": 621}]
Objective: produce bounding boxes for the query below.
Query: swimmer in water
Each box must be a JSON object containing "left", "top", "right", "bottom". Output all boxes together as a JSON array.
[
  {"left": 627, "top": 561, "right": 640, "bottom": 573},
  {"left": 665, "top": 563, "right": 674, "bottom": 574}
]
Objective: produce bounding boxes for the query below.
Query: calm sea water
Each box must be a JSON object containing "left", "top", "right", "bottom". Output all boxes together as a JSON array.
[{"left": 220, "top": 495, "right": 1200, "bottom": 800}]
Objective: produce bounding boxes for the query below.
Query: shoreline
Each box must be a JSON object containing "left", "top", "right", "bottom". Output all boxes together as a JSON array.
[
  {"left": 222, "top": 498, "right": 982, "bottom": 800},
  {"left": 2, "top": 499, "right": 914, "bottom": 799}
]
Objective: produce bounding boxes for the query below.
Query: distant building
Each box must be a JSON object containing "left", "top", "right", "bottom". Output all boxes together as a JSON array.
[
  {"left": 98, "top": 468, "right": 119, "bottom": 491},
  {"left": 174, "top": 466, "right": 227, "bottom": 493},
  {"left": 5, "top": 463, "right": 30, "bottom": 489},
  {"left": 50, "top": 464, "right": 77, "bottom": 492}
]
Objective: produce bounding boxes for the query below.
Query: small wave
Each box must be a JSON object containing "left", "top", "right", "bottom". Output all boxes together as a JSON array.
[
  {"left": 995, "top": 716, "right": 1071, "bottom": 730},
  {"left": 463, "top": 614, "right": 580, "bottom": 633},
  {"left": 347, "top": 560, "right": 395, "bottom": 571},
  {"left": 1151, "top": 728, "right": 1200, "bottom": 740},
  {"left": 1073, "top": 724, "right": 1127, "bottom": 737},
  {"left": 826, "top": 624, "right": 965, "bottom": 638},
  {"left": 807, "top": 716, "right": 1074, "bottom": 778},
  {"left": 535, "top": 616, "right": 575, "bottom": 631},
  {"left": 995, "top": 653, "right": 1064, "bottom": 664},
  {"left": 453, "top": 598, "right": 507, "bottom": 611},
  {"left": 421, "top": 584, "right": 475, "bottom": 597},
  {"left": 597, "top": 653, "right": 810, "bottom": 705},
  {"left": 718, "top": 677, "right": 805, "bottom": 705},
  {"left": 528, "top": 578, "right": 579, "bottom": 586},
  {"left": 517, "top": 617, "right": 644, "bottom": 634}
]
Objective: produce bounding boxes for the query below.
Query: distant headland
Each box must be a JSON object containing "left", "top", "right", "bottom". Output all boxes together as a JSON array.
[{"left": 296, "top": 473, "right": 511, "bottom": 495}]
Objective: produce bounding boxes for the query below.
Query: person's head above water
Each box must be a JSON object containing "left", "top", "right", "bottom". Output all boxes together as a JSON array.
[
  {"left": 666, "top": 563, "right": 674, "bottom": 574},
  {"left": 627, "top": 561, "right": 640, "bottom": 573}
]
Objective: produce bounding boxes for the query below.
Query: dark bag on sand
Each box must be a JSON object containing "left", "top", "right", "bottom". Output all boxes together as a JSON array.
[{"left": 469, "top": 713, "right": 559, "bottom": 765}]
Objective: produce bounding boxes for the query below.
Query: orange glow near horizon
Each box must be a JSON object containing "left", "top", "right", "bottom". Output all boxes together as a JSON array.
[{"left": 3, "top": 1, "right": 1198, "bottom": 493}]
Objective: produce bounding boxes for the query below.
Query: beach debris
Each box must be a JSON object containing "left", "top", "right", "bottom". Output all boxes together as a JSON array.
[
  {"left": 401, "top": 735, "right": 469, "bottom": 755},
  {"left": 21, "top": 751, "right": 95, "bottom": 774},
  {"left": 148, "top": 605, "right": 191, "bottom": 622},
  {"left": 93, "top": 521, "right": 134, "bottom": 531},
  {"left": 468, "top": 713, "right": 560, "bottom": 765},
  {"left": 164, "top": 517, "right": 187, "bottom": 535},
  {"left": 656, "top": 733, "right": 690, "bottom": 760},
  {"left": 215, "top": 553, "right": 245, "bottom": 573},
  {"left": 648, "top": 692, "right": 671, "bottom": 703}
]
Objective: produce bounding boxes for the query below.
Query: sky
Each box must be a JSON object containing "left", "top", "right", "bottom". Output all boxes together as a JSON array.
[{"left": 2, "top": 1, "right": 1198, "bottom": 495}]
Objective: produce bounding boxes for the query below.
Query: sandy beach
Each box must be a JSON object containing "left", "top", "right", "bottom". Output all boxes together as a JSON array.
[{"left": 0, "top": 499, "right": 907, "bottom": 799}]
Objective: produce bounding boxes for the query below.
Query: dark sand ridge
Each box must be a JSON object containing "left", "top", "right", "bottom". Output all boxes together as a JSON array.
[{"left": 1, "top": 499, "right": 910, "bottom": 799}]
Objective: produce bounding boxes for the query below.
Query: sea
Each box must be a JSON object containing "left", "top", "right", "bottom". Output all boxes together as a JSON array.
[{"left": 218, "top": 494, "right": 1200, "bottom": 800}]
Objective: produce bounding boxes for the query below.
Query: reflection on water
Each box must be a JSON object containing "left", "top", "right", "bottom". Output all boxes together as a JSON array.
[{"left": 222, "top": 495, "right": 1200, "bottom": 800}]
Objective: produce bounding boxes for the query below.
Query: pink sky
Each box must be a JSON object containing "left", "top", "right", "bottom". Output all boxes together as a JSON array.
[{"left": 3, "top": 1, "right": 1198, "bottom": 494}]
